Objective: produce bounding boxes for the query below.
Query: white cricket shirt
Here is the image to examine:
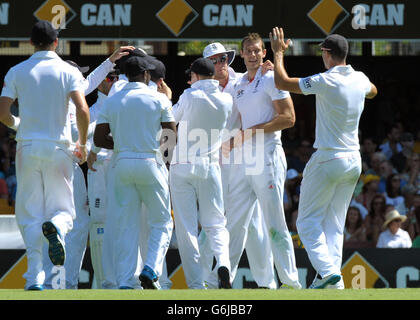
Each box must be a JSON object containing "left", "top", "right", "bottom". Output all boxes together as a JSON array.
[
  {"left": 171, "top": 79, "right": 232, "bottom": 164},
  {"left": 233, "top": 68, "right": 290, "bottom": 145},
  {"left": 376, "top": 228, "right": 412, "bottom": 248},
  {"left": 96, "top": 81, "right": 174, "bottom": 155},
  {"left": 298, "top": 65, "right": 372, "bottom": 151},
  {"left": 1, "top": 51, "right": 84, "bottom": 144}
]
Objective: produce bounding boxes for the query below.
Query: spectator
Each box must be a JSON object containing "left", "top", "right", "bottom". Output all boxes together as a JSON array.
[
  {"left": 288, "top": 209, "right": 303, "bottom": 249},
  {"left": 361, "top": 136, "right": 378, "bottom": 171},
  {"left": 408, "top": 202, "right": 420, "bottom": 248},
  {"left": 383, "top": 173, "right": 405, "bottom": 214},
  {"left": 0, "top": 174, "right": 9, "bottom": 199},
  {"left": 379, "top": 124, "right": 402, "bottom": 160},
  {"left": 391, "top": 132, "right": 415, "bottom": 173},
  {"left": 284, "top": 168, "right": 301, "bottom": 215},
  {"left": 413, "top": 129, "right": 420, "bottom": 154},
  {"left": 365, "top": 151, "right": 386, "bottom": 176},
  {"left": 287, "top": 138, "right": 314, "bottom": 173},
  {"left": 344, "top": 206, "right": 367, "bottom": 247},
  {"left": 378, "top": 160, "right": 398, "bottom": 193},
  {"left": 399, "top": 184, "right": 418, "bottom": 216},
  {"left": 282, "top": 126, "right": 301, "bottom": 158},
  {"left": 400, "top": 153, "right": 420, "bottom": 190},
  {"left": 377, "top": 210, "right": 412, "bottom": 248},
  {"left": 355, "top": 174, "right": 380, "bottom": 212},
  {"left": 364, "top": 194, "right": 387, "bottom": 244}
]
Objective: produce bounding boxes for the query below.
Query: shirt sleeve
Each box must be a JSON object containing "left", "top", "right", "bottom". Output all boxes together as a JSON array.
[
  {"left": 171, "top": 91, "right": 189, "bottom": 123},
  {"left": 161, "top": 101, "right": 175, "bottom": 123},
  {"left": 298, "top": 73, "right": 326, "bottom": 95},
  {"left": 67, "top": 69, "right": 86, "bottom": 94},
  {"left": 361, "top": 73, "right": 372, "bottom": 95},
  {"left": 84, "top": 58, "right": 114, "bottom": 95},
  {"left": 1, "top": 68, "right": 17, "bottom": 100},
  {"left": 264, "top": 71, "right": 290, "bottom": 101},
  {"left": 96, "top": 101, "right": 109, "bottom": 125}
]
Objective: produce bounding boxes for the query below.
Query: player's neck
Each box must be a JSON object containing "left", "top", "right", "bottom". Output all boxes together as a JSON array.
[{"left": 247, "top": 68, "right": 258, "bottom": 82}]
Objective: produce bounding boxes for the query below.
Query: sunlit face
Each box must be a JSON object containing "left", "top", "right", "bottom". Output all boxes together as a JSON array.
[
  {"left": 240, "top": 40, "right": 266, "bottom": 72},
  {"left": 347, "top": 208, "right": 360, "bottom": 224},
  {"left": 388, "top": 219, "right": 401, "bottom": 234},
  {"left": 208, "top": 53, "right": 229, "bottom": 82}
]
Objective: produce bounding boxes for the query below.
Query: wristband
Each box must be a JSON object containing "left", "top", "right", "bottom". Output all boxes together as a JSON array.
[{"left": 79, "top": 144, "right": 87, "bottom": 148}]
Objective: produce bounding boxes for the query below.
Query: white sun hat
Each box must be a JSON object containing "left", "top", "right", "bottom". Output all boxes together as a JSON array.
[
  {"left": 203, "top": 42, "right": 235, "bottom": 65},
  {"left": 382, "top": 210, "right": 407, "bottom": 230}
]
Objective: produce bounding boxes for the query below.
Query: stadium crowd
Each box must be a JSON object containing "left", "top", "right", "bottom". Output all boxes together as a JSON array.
[{"left": 281, "top": 123, "right": 420, "bottom": 249}]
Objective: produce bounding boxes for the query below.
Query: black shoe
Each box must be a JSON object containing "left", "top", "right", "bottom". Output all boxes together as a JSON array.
[
  {"left": 42, "top": 221, "right": 65, "bottom": 266},
  {"left": 217, "top": 266, "right": 232, "bottom": 289}
]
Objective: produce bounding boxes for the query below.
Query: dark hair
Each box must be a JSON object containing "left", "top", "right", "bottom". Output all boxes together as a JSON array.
[
  {"left": 386, "top": 173, "right": 401, "bottom": 198},
  {"left": 369, "top": 193, "right": 386, "bottom": 217},
  {"left": 346, "top": 206, "right": 362, "bottom": 229},
  {"left": 241, "top": 33, "right": 265, "bottom": 51}
]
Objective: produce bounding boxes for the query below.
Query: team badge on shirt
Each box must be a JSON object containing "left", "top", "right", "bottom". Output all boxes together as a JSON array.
[
  {"left": 303, "top": 78, "right": 312, "bottom": 89},
  {"left": 236, "top": 89, "right": 244, "bottom": 99}
]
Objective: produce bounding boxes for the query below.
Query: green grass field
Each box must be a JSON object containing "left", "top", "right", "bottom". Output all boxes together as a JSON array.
[{"left": 0, "top": 288, "right": 419, "bottom": 300}]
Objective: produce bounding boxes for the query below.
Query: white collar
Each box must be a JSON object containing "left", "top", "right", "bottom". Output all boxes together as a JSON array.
[{"left": 30, "top": 50, "right": 60, "bottom": 60}]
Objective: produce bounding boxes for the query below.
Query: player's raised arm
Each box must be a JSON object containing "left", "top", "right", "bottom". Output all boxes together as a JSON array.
[
  {"left": 269, "top": 27, "right": 302, "bottom": 94},
  {"left": 366, "top": 82, "right": 378, "bottom": 99}
]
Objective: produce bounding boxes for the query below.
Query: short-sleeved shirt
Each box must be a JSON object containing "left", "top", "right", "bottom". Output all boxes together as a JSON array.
[
  {"left": 376, "top": 228, "right": 412, "bottom": 248},
  {"left": 233, "top": 68, "right": 290, "bottom": 146},
  {"left": 1, "top": 51, "right": 84, "bottom": 145},
  {"left": 96, "top": 81, "right": 174, "bottom": 155},
  {"left": 298, "top": 65, "right": 371, "bottom": 151},
  {"left": 171, "top": 79, "right": 232, "bottom": 164}
]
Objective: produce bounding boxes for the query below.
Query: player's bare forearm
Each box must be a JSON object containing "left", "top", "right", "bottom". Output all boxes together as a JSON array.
[
  {"left": 0, "top": 96, "right": 16, "bottom": 128},
  {"left": 273, "top": 52, "right": 302, "bottom": 94},
  {"left": 70, "top": 91, "right": 90, "bottom": 145},
  {"left": 270, "top": 27, "right": 302, "bottom": 94},
  {"left": 94, "top": 123, "right": 114, "bottom": 150}
]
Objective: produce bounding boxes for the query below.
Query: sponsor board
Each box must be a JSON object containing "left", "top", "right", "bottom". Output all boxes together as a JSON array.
[
  {"left": 1, "top": 248, "right": 419, "bottom": 289},
  {"left": 0, "top": 0, "right": 418, "bottom": 40}
]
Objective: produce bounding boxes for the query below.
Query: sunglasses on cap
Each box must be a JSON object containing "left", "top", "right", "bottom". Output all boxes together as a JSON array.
[
  {"left": 209, "top": 55, "right": 228, "bottom": 65},
  {"left": 105, "top": 75, "right": 118, "bottom": 82}
]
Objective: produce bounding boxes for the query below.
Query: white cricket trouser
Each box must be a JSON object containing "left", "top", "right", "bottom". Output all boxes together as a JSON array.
[
  {"left": 297, "top": 149, "right": 361, "bottom": 279},
  {"left": 100, "top": 155, "right": 118, "bottom": 289},
  {"left": 113, "top": 156, "right": 173, "bottom": 288},
  {"left": 223, "top": 142, "right": 301, "bottom": 288},
  {"left": 201, "top": 162, "right": 276, "bottom": 289},
  {"left": 139, "top": 203, "right": 173, "bottom": 289},
  {"left": 87, "top": 158, "right": 111, "bottom": 288},
  {"left": 15, "top": 141, "right": 75, "bottom": 289},
  {"left": 170, "top": 162, "right": 230, "bottom": 289},
  {"left": 42, "top": 162, "right": 89, "bottom": 289}
]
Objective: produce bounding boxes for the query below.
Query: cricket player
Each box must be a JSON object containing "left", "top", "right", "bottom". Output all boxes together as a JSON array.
[
  {"left": 224, "top": 33, "right": 301, "bottom": 289},
  {"left": 269, "top": 27, "right": 377, "bottom": 288},
  {"left": 199, "top": 42, "right": 277, "bottom": 289},
  {"left": 0, "top": 20, "right": 90, "bottom": 290},
  {"left": 85, "top": 71, "right": 119, "bottom": 289},
  {"left": 41, "top": 50, "right": 129, "bottom": 289},
  {"left": 170, "top": 57, "right": 233, "bottom": 289},
  {"left": 93, "top": 51, "right": 173, "bottom": 289},
  {"left": 94, "top": 55, "right": 176, "bottom": 289}
]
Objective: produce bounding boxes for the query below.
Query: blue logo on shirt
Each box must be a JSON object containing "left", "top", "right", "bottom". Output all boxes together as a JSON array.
[{"left": 303, "top": 78, "right": 312, "bottom": 89}]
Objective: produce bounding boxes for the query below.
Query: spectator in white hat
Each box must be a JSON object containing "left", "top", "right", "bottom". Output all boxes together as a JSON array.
[{"left": 376, "top": 209, "right": 412, "bottom": 248}]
